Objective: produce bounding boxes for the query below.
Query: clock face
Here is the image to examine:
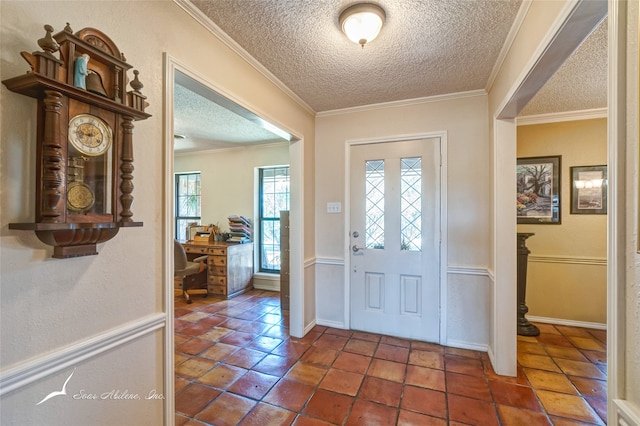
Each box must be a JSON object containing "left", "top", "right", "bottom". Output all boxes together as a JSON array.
[
  {"left": 67, "top": 181, "right": 95, "bottom": 212},
  {"left": 68, "top": 114, "right": 112, "bottom": 156}
]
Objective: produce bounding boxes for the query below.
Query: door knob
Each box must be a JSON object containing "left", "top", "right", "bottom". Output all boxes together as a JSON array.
[{"left": 352, "top": 244, "right": 365, "bottom": 253}]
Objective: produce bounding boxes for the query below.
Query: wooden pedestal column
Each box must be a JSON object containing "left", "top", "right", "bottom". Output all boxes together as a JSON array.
[{"left": 517, "top": 232, "right": 540, "bottom": 336}]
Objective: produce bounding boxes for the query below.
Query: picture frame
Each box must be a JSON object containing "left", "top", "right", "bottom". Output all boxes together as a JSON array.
[
  {"left": 570, "top": 165, "right": 607, "bottom": 215},
  {"left": 517, "top": 155, "right": 561, "bottom": 224}
]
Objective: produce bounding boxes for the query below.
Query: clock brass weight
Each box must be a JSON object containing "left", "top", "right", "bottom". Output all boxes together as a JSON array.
[{"left": 3, "top": 23, "right": 151, "bottom": 258}]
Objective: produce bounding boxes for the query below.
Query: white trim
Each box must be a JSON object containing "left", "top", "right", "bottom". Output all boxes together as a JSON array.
[
  {"left": 447, "top": 266, "right": 492, "bottom": 277},
  {"left": 253, "top": 272, "right": 280, "bottom": 292},
  {"left": 528, "top": 255, "right": 607, "bottom": 266},
  {"left": 175, "top": 141, "right": 289, "bottom": 156},
  {"left": 317, "top": 90, "right": 485, "bottom": 117},
  {"left": 0, "top": 313, "right": 166, "bottom": 397},
  {"left": 316, "top": 319, "right": 347, "bottom": 330},
  {"left": 315, "top": 257, "right": 345, "bottom": 266},
  {"left": 303, "top": 319, "right": 317, "bottom": 336},
  {"left": 487, "top": 345, "right": 497, "bottom": 373},
  {"left": 446, "top": 339, "right": 489, "bottom": 354},
  {"left": 314, "top": 261, "right": 494, "bottom": 278},
  {"left": 517, "top": 108, "right": 608, "bottom": 126},
  {"left": 315, "top": 259, "right": 496, "bottom": 275},
  {"left": 491, "top": 118, "right": 518, "bottom": 376},
  {"left": 485, "top": 0, "right": 533, "bottom": 94},
  {"left": 526, "top": 315, "right": 606, "bottom": 331},
  {"left": 607, "top": 1, "right": 625, "bottom": 423},
  {"left": 343, "top": 131, "right": 448, "bottom": 345},
  {"left": 162, "top": 53, "right": 177, "bottom": 426},
  {"left": 253, "top": 272, "right": 280, "bottom": 281},
  {"left": 288, "top": 138, "right": 305, "bottom": 339},
  {"left": 253, "top": 283, "right": 280, "bottom": 292},
  {"left": 439, "top": 132, "right": 449, "bottom": 346},
  {"left": 613, "top": 400, "right": 640, "bottom": 426},
  {"left": 172, "top": 0, "right": 315, "bottom": 116}
]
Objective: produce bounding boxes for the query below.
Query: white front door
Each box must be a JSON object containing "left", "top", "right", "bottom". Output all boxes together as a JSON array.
[{"left": 349, "top": 138, "right": 440, "bottom": 342}]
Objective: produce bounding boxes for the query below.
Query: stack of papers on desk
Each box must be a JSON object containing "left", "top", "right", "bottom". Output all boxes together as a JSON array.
[{"left": 228, "top": 215, "right": 252, "bottom": 243}]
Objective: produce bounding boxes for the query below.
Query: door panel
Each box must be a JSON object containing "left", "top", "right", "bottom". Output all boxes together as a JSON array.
[{"left": 350, "top": 138, "right": 440, "bottom": 342}]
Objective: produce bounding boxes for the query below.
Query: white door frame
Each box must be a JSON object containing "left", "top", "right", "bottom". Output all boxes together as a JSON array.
[
  {"left": 343, "top": 131, "right": 448, "bottom": 344},
  {"left": 162, "top": 54, "right": 306, "bottom": 424},
  {"left": 490, "top": 0, "right": 608, "bottom": 378}
]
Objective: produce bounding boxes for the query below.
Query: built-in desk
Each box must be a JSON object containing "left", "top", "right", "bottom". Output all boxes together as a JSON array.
[{"left": 182, "top": 241, "right": 254, "bottom": 299}]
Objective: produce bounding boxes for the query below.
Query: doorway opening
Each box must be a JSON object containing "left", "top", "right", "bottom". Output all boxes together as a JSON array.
[
  {"left": 492, "top": 0, "right": 608, "bottom": 377},
  {"left": 163, "top": 55, "right": 304, "bottom": 419}
]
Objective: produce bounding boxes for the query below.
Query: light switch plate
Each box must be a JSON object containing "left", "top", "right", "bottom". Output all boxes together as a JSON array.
[{"left": 327, "top": 202, "right": 342, "bottom": 214}]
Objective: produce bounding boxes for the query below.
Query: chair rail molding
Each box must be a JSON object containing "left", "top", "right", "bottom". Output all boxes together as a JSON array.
[
  {"left": 528, "top": 254, "right": 607, "bottom": 266},
  {"left": 0, "top": 313, "right": 166, "bottom": 397}
]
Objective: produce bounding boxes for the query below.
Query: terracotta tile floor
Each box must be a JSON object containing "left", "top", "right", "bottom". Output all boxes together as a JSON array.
[{"left": 174, "top": 290, "right": 607, "bottom": 425}]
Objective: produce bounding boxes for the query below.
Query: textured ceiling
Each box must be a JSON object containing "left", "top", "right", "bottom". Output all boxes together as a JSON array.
[
  {"left": 521, "top": 18, "right": 607, "bottom": 116},
  {"left": 174, "top": 70, "right": 289, "bottom": 153},
  {"left": 190, "top": 0, "right": 523, "bottom": 112},
  {"left": 175, "top": 1, "right": 607, "bottom": 152}
]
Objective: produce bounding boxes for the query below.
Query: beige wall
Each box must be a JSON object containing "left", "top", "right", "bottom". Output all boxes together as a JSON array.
[
  {"left": 517, "top": 118, "right": 607, "bottom": 324},
  {"left": 174, "top": 143, "right": 290, "bottom": 231},
  {"left": 314, "top": 93, "right": 493, "bottom": 348},
  {"left": 623, "top": 0, "right": 640, "bottom": 412},
  {"left": 0, "top": 2, "right": 314, "bottom": 425}
]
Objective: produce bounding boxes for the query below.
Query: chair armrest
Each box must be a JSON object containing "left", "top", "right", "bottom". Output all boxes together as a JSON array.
[{"left": 193, "top": 255, "right": 208, "bottom": 263}]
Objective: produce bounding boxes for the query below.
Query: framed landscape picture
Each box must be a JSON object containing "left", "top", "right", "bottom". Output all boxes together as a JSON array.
[
  {"left": 517, "top": 156, "right": 561, "bottom": 224},
  {"left": 570, "top": 165, "right": 607, "bottom": 214}
]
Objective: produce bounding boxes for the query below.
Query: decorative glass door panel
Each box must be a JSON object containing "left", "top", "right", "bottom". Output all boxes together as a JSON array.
[{"left": 350, "top": 138, "right": 440, "bottom": 342}]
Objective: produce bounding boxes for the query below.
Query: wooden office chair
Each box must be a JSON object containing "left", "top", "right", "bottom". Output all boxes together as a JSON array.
[{"left": 174, "top": 239, "right": 208, "bottom": 303}]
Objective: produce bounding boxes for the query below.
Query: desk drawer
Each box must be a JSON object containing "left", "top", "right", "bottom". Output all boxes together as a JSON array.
[
  {"left": 209, "top": 275, "right": 227, "bottom": 286},
  {"left": 209, "top": 256, "right": 227, "bottom": 267},
  {"left": 208, "top": 284, "right": 227, "bottom": 296},
  {"left": 184, "top": 245, "right": 209, "bottom": 255},
  {"left": 209, "top": 266, "right": 227, "bottom": 276},
  {"left": 210, "top": 247, "right": 227, "bottom": 256}
]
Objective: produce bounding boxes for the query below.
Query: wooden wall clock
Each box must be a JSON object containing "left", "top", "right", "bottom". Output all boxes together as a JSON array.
[{"left": 2, "top": 23, "right": 151, "bottom": 258}]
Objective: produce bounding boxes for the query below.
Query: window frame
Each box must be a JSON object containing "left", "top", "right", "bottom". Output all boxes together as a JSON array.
[
  {"left": 258, "top": 166, "right": 290, "bottom": 273},
  {"left": 175, "top": 172, "right": 202, "bottom": 241}
]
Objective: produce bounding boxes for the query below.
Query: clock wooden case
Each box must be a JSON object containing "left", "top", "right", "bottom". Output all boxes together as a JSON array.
[{"left": 3, "top": 23, "right": 151, "bottom": 258}]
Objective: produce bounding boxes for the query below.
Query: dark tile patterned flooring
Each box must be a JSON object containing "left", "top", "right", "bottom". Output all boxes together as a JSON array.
[{"left": 174, "top": 290, "right": 607, "bottom": 425}]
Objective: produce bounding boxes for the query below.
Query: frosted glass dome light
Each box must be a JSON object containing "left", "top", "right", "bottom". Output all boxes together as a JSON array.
[{"left": 339, "top": 3, "right": 386, "bottom": 48}]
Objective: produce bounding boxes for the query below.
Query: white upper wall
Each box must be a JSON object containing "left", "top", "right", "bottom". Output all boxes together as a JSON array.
[{"left": 315, "top": 94, "right": 490, "bottom": 267}]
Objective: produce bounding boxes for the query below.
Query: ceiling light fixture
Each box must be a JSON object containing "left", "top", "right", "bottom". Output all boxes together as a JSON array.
[{"left": 339, "top": 3, "right": 386, "bottom": 48}]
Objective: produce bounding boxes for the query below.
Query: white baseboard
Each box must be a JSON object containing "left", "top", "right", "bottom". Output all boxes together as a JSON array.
[
  {"left": 252, "top": 273, "right": 280, "bottom": 292},
  {"left": 253, "top": 282, "right": 280, "bottom": 292},
  {"left": 527, "top": 315, "right": 607, "bottom": 330},
  {"left": 613, "top": 399, "right": 640, "bottom": 426},
  {"left": 0, "top": 313, "right": 166, "bottom": 397},
  {"left": 315, "top": 319, "right": 347, "bottom": 329},
  {"left": 303, "top": 319, "right": 317, "bottom": 335},
  {"left": 446, "top": 339, "right": 489, "bottom": 353}
]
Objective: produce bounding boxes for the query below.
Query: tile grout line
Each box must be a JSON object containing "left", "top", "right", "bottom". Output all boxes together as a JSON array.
[{"left": 175, "top": 292, "right": 607, "bottom": 425}]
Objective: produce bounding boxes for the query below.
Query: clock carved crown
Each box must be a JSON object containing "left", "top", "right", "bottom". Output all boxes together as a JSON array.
[{"left": 3, "top": 23, "right": 151, "bottom": 258}]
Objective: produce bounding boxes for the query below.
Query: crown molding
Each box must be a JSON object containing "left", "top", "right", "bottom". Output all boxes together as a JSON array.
[
  {"left": 173, "top": 0, "right": 316, "bottom": 116},
  {"left": 174, "top": 140, "right": 289, "bottom": 156},
  {"left": 516, "top": 107, "right": 608, "bottom": 125},
  {"left": 486, "top": 0, "right": 533, "bottom": 93},
  {"left": 317, "top": 89, "right": 487, "bottom": 117}
]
